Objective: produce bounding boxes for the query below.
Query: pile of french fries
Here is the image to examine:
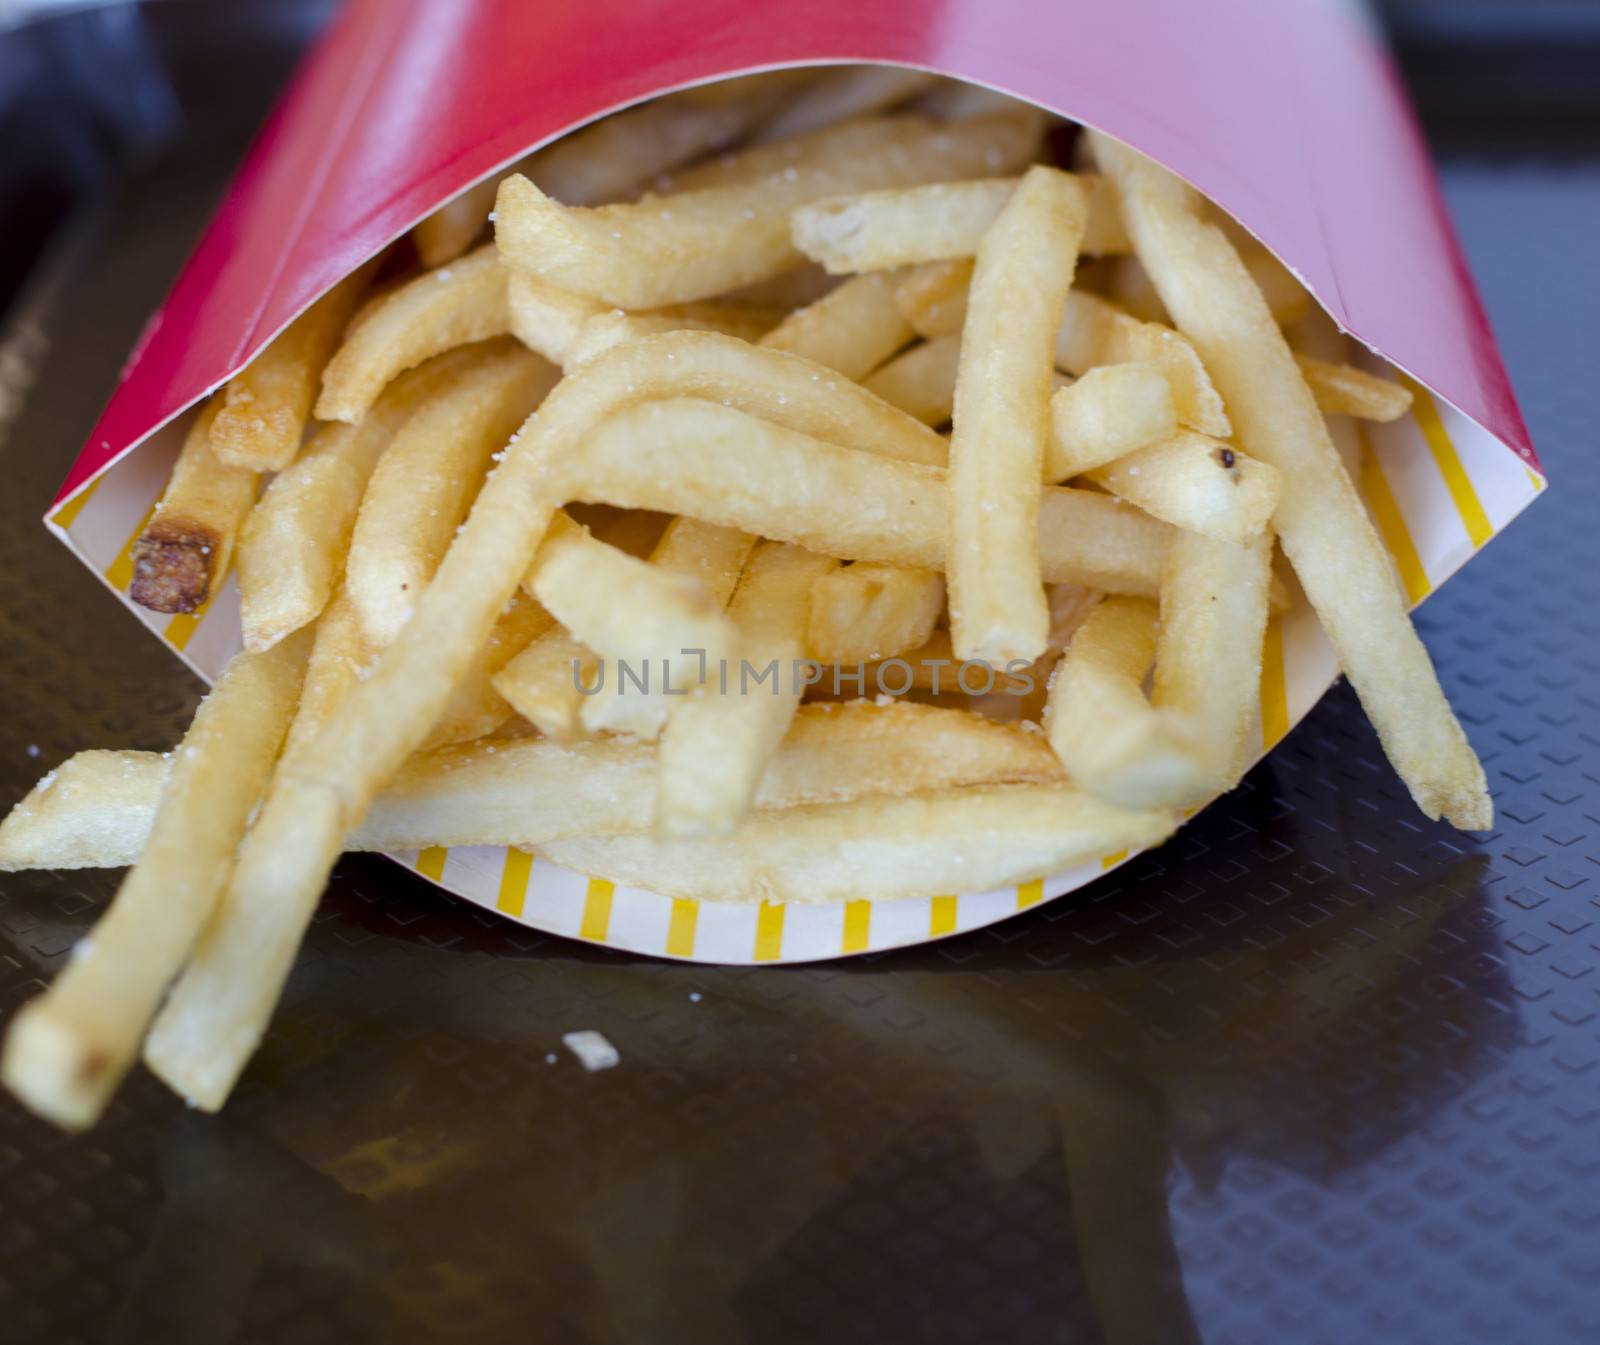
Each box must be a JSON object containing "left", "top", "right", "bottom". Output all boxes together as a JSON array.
[{"left": 0, "top": 68, "right": 1486, "bottom": 1130}]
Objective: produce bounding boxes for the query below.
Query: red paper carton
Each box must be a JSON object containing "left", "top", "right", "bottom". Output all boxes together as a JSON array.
[{"left": 43, "top": 0, "right": 1543, "bottom": 963}]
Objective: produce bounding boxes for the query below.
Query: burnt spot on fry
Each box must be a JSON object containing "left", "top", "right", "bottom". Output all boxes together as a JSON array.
[
  {"left": 1217, "top": 447, "right": 1237, "bottom": 470},
  {"left": 128, "top": 518, "right": 221, "bottom": 614}
]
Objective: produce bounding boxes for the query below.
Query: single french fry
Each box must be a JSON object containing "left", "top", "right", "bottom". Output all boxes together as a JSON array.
[
  {"left": 0, "top": 752, "right": 168, "bottom": 871},
  {"left": 795, "top": 178, "right": 1018, "bottom": 273},
  {"left": 129, "top": 401, "right": 257, "bottom": 615},
  {"left": 948, "top": 165, "right": 1089, "bottom": 665},
  {"left": 0, "top": 703, "right": 1066, "bottom": 871},
  {"left": 1215, "top": 212, "right": 1313, "bottom": 325},
  {"left": 1101, "top": 254, "right": 1170, "bottom": 323},
  {"left": 494, "top": 113, "right": 1041, "bottom": 307},
  {"left": 1091, "top": 130, "right": 1490, "bottom": 829},
  {"left": 863, "top": 334, "right": 961, "bottom": 425},
  {"left": 238, "top": 350, "right": 478, "bottom": 651},
  {"left": 505, "top": 273, "right": 609, "bottom": 365},
  {"left": 344, "top": 340, "right": 557, "bottom": 648},
  {"left": 0, "top": 629, "right": 312, "bottom": 1129},
  {"left": 753, "top": 66, "right": 937, "bottom": 141},
  {"left": 210, "top": 265, "right": 371, "bottom": 471},
  {"left": 579, "top": 518, "right": 756, "bottom": 738},
  {"left": 560, "top": 398, "right": 1169, "bottom": 595},
  {"left": 1045, "top": 596, "right": 1206, "bottom": 807},
  {"left": 276, "top": 597, "right": 370, "bottom": 777},
  {"left": 807, "top": 563, "right": 944, "bottom": 663},
  {"left": 757, "top": 271, "right": 914, "bottom": 380},
  {"left": 1045, "top": 363, "right": 1177, "bottom": 477},
  {"left": 414, "top": 78, "right": 795, "bottom": 266},
  {"left": 895, "top": 259, "right": 977, "bottom": 337},
  {"left": 1151, "top": 529, "right": 1274, "bottom": 798},
  {"left": 493, "top": 629, "right": 595, "bottom": 741},
  {"left": 656, "top": 543, "right": 839, "bottom": 837},
  {"left": 540, "top": 784, "right": 1176, "bottom": 905},
  {"left": 791, "top": 174, "right": 1125, "bottom": 274},
  {"left": 1295, "top": 353, "right": 1413, "bottom": 423},
  {"left": 141, "top": 332, "right": 1142, "bottom": 1108},
  {"left": 528, "top": 514, "right": 740, "bottom": 685},
  {"left": 1076, "top": 431, "right": 1282, "bottom": 544},
  {"left": 420, "top": 593, "right": 552, "bottom": 751},
  {"left": 315, "top": 247, "right": 509, "bottom": 423},
  {"left": 897, "top": 263, "right": 1232, "bottom": 437},
  {"left": 495, "top": 510, "right": 670, "bottom": 738},
  {"left": 509, "top": 272, "right": 783, "bottom": 369},
  {"left": 566, "top": 305, "right": 780, "bottom": 369}
]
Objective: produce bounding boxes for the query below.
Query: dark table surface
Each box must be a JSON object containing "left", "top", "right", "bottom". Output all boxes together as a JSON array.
[{"left": 0, "top": 4, "right": 1597, "bottom": 1343}]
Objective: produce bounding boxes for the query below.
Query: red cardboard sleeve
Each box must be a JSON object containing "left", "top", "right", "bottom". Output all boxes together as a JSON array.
[
  {"left": 54, "top": 0, "right": 1536, "bottom": 503},
  {"left": 41, "top": 0, "right": 1544, "bottom": 964}
]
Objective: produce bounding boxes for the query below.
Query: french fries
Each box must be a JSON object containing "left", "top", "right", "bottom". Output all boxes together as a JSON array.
[
  {"left": 657, "top": 543, "right": 838, "bottom": 836},
  {"left": 237, "top": 350, "right": 477, "bottom": 650},
  {"left": 1045, "top": 597, "right": 1203, "bottom": 806},
  {"left": 894, "top": 259, "right": 977, "bottom": 338},
  {"left": 315, "top": 246, "right": 509, "bottom": 423},
  {"left": 499, "top": 510, "right": 739, "bottom": 741},
  {"left": 541, "top": 785, "right": 1175, "bottom": 905},
  {"left": 578, "top": 518, "right": 755, "bottom": 738},
  {"left": 494, "top": 113, "right": 1041, "bottom": 307},
  {"left": 506, "top": 273, "right": 610, "bottom": 365},
  {"left": 129, "top": 401, "right": 257, "bottom": 615},
  {"left": 555, "top": 397, "right": 1170, "bottom": 594},
  {"left": 0, "top": 703, "right": 1066, "bottom": 871},
  {"left": 1149, "top": 529, "right": 1273, "bottom": 799},
  {"left": 897, "top": 262, "right": 1235, "bottom": 438},
  {"left": 1045, "top": 363, "right": 1176, "bottom": 475},
  {"left": 791, "top": 173, "right": 1127, "bottom": 273},
  {"left": 807, "top": 563, "right": 945, "bottom": 663},
  {"left": 210, "top": 265, "right": 372, "bottom": 471},
  {"left": 757, "top": 272, "right": 914, "bottom": 380},
  {"left": 344, "top": 340, "right": 557, "bottom": 647},
  {"left": 567, "top": 305, "right": 780, "bottom": 368},
  {"left": 492, "top": 629, "right": 595, "bottom": 741},
  {"left": 0, "top": 630, "right": 312, "bottom": 1129},
  {"left": 6, "top": 72, "right": 1502, "bottom": 1131},
  {"left": 421, "top": 593, "right": 551, "bottom": 751},
  {"left": 1215, "top": 212, "right": 1314, "bottom": 325},
  {"left": 0, "top": 751, "right": 168, "bottom": 871},
  {"left": 948, "top": 166, "right": 1089, "bottom": 664},
  {"left": 1294, "top": 354, "right": 1413, "bottom": 422},
  {"left": 863, "top": 333, "right": 961, "bottom": 425},
  {"left": 413, "top": 75, "right": 799, "bottom": 266},
  {"left": 1090, "top": 130, "right": 1490, "bottom": 828},
  {"left": 1067, "top": 430, "right": 1282, "bottom": 545}
]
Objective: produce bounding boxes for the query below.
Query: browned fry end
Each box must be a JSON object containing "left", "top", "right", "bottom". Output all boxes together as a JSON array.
[{"left": 128, "top": 518, "right": 221, "bottom": 614}]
